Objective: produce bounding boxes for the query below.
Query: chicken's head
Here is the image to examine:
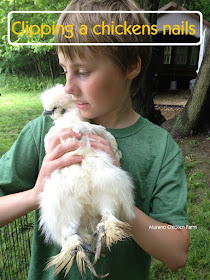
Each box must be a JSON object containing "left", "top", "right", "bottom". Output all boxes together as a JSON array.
[{"left": 40, "top": 84, "right": 76, "bottom": 120}]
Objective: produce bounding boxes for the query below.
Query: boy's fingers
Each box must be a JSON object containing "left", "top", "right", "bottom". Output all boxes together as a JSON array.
[
  {"left": 86, "top": 134, "right": 109, "bottom": 145},
  {"left": 48, "top": 129, "right": 82, "bottom": 152},
  {"left": 48, "top": 141, "right": 80, "bottom": 160},
  {"left": 87, "top": 134, "right": 120, "bottom": 168},
  {"left": 90, "top": 141, "right": 110, "bottom": 153},
  {"left": 51, "top": 155, "right": 83, "bottom": 171},
  {"left": 41, "top": 155, "right": 83, "bottom": 178},
  {"left": 60, "top": 128, "right": 82, "bottom": 139},
  {"left": 87, "top": 134, "right": 112, "bottom": 152}
]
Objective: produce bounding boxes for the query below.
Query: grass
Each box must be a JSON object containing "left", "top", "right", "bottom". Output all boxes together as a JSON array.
[
  {"left": 150, "top": 143, "right": 210, "bottom": 279},
  {"left": 0, "top": 86, "right": 209, "bottom": 279},
  {"left": 0, "top": 86, "right": 42, "bottom": 279},
  {"left": 0, "top": 87, "right": 43, "bottom": 153}
]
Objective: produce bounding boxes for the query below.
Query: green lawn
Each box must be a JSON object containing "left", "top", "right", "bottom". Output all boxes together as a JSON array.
[
  {"left": 0, "top": 87, "right": 209, "bottom": 279},
  {"left": 0, "top": 87, "right": 43, "bottom": 153},
  {"left": 150, "top": 161, "right": 209, "bottom": 279}
]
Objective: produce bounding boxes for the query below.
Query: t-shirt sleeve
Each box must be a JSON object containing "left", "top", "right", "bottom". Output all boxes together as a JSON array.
[
  {"left": 0, "top": 121, "right": 40, "bottom": 196},
  {"left": 149, "top": 134, "right": 188, "bottom": 226}
]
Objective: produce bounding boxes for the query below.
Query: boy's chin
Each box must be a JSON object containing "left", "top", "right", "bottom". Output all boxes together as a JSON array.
[
  {"left": 79, "top": 110, "right": 103, "bottom": 124},
  {"left": 80, "top": 111, "right": 94, "bottom": 121}
]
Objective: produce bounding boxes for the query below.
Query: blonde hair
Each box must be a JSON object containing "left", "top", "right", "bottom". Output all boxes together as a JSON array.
[{"left": 56, "top": 0, "right": 152, "bottom": 95}]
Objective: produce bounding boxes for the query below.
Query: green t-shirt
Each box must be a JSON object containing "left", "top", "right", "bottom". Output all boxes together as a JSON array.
[{"left": 0, "top": 116, "right": 188, "bottom": 280}]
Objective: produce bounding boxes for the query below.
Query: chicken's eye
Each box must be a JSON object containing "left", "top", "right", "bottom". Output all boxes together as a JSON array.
[
  {"left": 53, "top": 106, "right": 66, "bottom": 115},
  {"left": 53, "top": 106, "right": 58, "bottom": 112}
]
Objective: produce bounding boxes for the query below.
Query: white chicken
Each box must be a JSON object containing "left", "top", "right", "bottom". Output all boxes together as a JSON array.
[{"left": 39, "top": 84, "right": 135, "bottom": 278}]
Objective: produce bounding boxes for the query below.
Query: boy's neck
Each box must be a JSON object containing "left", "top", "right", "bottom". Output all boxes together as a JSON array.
[{"left": 92, "top": 106, "right": 140, "bottom": 129}]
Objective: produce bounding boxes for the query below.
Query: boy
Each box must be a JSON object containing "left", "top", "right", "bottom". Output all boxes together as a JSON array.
[{"left": 0, "top": 0, "right": 190, "bottom": 279}]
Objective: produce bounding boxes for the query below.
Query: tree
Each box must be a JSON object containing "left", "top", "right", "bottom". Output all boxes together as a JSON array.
[
  {"left": 133, "top": 0, "right": 210, "bottom": 134},
  {"left": 143, "top": 0, "right": 160, "bottom": 25},
  {"left": 0, "top": 0, "right": 68, "bottom": 82},
  {"left": 133, "top": 0, "right": 165, "bottom": 125},
  {"left": 159, "top": 0, "right": 210, "bottom": 21},
  {"left": 161, "top": 38, "right": 210, "bottom": 137}
]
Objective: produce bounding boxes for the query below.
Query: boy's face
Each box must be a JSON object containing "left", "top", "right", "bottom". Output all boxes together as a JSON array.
[{"left": 58, "top": 51, "right": 133, "bottom": 126}]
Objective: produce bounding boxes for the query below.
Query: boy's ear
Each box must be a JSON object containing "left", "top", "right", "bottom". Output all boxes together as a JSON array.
[{"left": 126, "top": 57, "right": 141, "bottom": 80}]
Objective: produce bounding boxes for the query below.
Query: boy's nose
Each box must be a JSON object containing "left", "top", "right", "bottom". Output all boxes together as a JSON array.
[{"left": 64, "top": 77, "right": 79, "bottom": 96}]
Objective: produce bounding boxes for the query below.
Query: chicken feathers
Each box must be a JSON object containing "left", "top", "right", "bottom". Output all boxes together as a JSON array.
[{"left": 39, "top": 84, "right": 135, "bottom": 278}]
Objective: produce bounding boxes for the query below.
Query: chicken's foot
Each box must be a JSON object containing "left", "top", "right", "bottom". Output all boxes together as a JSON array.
[
  {"left": 93, "top": 214, "right": 131, "bottom": 264},
  {"left": 46, "top": 234, "right": 108, "bottom": 278}
]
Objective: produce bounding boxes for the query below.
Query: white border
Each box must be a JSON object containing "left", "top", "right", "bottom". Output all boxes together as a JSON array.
[{"left": 8, "top": 11, "right": 203, "bottom": 46}]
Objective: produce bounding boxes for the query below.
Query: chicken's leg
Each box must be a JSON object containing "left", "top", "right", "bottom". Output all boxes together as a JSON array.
[
  {"left": 46, "top": 233, "right": 108, "bottom": 278},
  {"left": 93, "top": 214, "right": 131, "bottom": 264}
]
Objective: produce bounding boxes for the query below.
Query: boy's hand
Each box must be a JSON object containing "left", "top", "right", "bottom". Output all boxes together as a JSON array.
[
  {"left": 87, "top": 134, "right": 121, "bottom": 168},
  {"left": 32, "top": 129, "right": 83, "bottom": 208}
]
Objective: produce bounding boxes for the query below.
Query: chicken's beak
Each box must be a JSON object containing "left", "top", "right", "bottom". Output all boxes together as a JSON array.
[{"left": 42, "top": 110, "right": 53, "bottom": 116}]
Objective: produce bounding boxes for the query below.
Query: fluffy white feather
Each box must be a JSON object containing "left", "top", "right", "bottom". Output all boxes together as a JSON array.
[{"left": 39, "top": 84, "right": 135, "bottom": 278}]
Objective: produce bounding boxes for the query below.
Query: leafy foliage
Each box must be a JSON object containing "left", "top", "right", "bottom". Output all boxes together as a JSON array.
[
  {"left": 0, "top": 0, "right": 68, "bottom": 87},
  {"left": 0, "top": 0, "right": 209, "bottom": 90},
  {"left": 159, "top": 0, "right": 210, "bottom": 21}
]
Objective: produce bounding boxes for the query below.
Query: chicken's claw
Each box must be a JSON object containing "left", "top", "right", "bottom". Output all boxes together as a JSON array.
[
  {"left": 93, "top": 214, "right": 131, "bottom": 264},
  {"left": 46, "top": 234, "right": 108, "bottom": 278},
  {"left": 76, "top": 246, "right": 109, "bottom": 278}
]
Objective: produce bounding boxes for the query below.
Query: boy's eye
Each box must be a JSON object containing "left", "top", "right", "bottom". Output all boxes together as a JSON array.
[{"left": 78, "top": 70, "right": 90, "bottom": 76}]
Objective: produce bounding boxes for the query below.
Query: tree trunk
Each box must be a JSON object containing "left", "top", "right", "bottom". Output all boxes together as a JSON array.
[
  {"left": 143, "top": 0, "right": 160, "bottom": 25},
  {"left": 132, "top": 0, "right": 165, "bottom": 125},
  {"left": 32, "top": 53, "right": 47, "bottom": 88},
  {"left": 161, "top": 38, "right": 210, "bottom": 137},
  {"left": 48, "top": 53, "right": 54, "bottom": 85},
  {"left": 132, "top": 64, "right": 165, "bottom": 125}
]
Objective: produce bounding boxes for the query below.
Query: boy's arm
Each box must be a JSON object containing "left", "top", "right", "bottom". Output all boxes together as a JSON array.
[
  {"left": 0, "top": 129, "right": 83, "bottom": 228},
  {"left": 131, "top": 206, "right": 190, "bottom": 271},
  {"left": 0, "top": 190, "right": 36, "bottom": 228}
]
